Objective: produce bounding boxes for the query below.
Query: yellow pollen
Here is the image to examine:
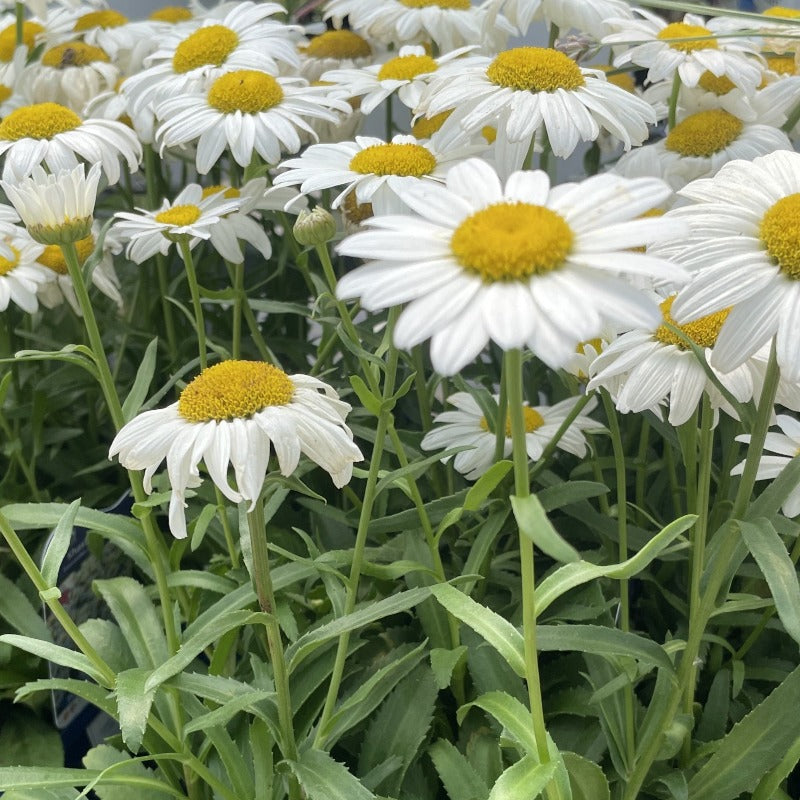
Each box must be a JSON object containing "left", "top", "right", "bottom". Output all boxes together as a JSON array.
[
  {"left": 487, "top": 47, "right": 585, "bottom": 92},
  {"left": 208, "top": 70, "right": 283, "bottom": 114},
  {"left": 178, "top": 360, "right": 294, "bottom": 422},
  {"left": 38, "top": 235, "right": 94, "bottom": 275},
  {"left": 578, "top": 337, "right": 604, "bottom": 355},
  {"left": 377, "top": 54, "right": 438, "bottom": 81},
  {"left": 398, "top": 0, "right": 471, "bottom": 6},
  {"left": 480, "top": 406, "right": 545, "bottom": 436},
  {"left": 42, "top": 42, "right": 110, "bottom": 68},
  {"left": 482, "top": 126, "right": 497, "bottom": 143},
  {"left": 155, "top": 204, "right": 202, "bottom": 227},
  {"left": 656, "top": 22, "right": 717, "bottom": 52},
  {"left": 173, "top": 25, "right": 239, "bottom": 73},
  {"left": 665, "top": 109, "right": 743, "bottom": 157},
  {"left": 74, "top": 10, "right": 128, "bottom": 31},
  {"left": 303, "top": 30, "right": 371, "bottom": 60},
  {"left": 0, "top": 21, "right": 43, "bottom": 61},
  {"left": 766, "top": 54, "right": 797, "bottom": 75},
  {"left": 697, "top": 70, "right": 736, "bottom": 95},
  {"left": 349, "top": 142, "right": 436, "bottom": 177},
  {"left": 0, "top": 103, "right": 82, "bottom": 141},
  {"left": 763, "top": 6, "right": 800, "bottom": 18},
  {"left": 598, "top": 65, "right": 636, "bottom": 93},
  {"left": 411, "top": 110, "right": 451, "bottom": 138},
  {"left": 760, "top": 193, "right": 800, "bottom": 279},
  {"left": 201, "top": 185, "right": 240, "bottom": 199},
  {"left": 150, "top": 6, "right": 193, "bottom": 22},
  {"left": 451, "top": 202, "right": 573, "bottom": 282},
  {"left": 655, "top": 295, "right": 730, "bottom": 349},
  {"left": 0, "top": 245, "right": 20, "bottom": 275},
  {"left": 0, "top": 85, "right": 12, "bottom": 104},
  {"left": 342, "top": 191, "right": 373, "bottom": 224}
]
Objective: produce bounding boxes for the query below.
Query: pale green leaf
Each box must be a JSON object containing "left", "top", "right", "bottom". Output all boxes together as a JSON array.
[
  {"left": 287, "top": 749, "right": 375, "bottom": 800},
  {"left": 488, "top": 757, "right": 555, "bottom": 800},
  {"left": 40, "top": 499, "right": 81, "bottom": 588},
  {"left": 428, "top": 740, "right": 489, "bottom": 800},
  {"left": 115, "top": 668, "right": 156, "bottom": 753},
  {"left": 511, "top": 494, "right": 579, "bottom": 564}
]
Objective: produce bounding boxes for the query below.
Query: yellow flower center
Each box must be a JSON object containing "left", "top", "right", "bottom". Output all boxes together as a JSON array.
[
  {"left": 763, "top": 6, "right": 800, "bottom": 18},
  {"left": 0, "top": 85, "right": 12, "bottom": 104},
  {"left": 172, "top": 25, "right": 239, "bottom": 74},
  {"left": 74, "top": 10, "right": 128, "bottom": 31},
  {"left": 349, "top": 142, "right": 436, "bottom": 176},
  {"left": 0, "top": 103, "right": 82, "bottom": 141},
  {"left": 697, "top": 70, "right": 736, "bottom": 95},
  {"left": 0, "top": 21, "right": 43, "bottom": 61},
  {"left": 656, "top": 22, "right": 717, "bottom": 52},
  {"left": 487, "top": 47, "right": 585, "bottom": 92},
  {"left": 759, "top": 193, "right": 800, "bottom": 279},
  {"left": 598, "top": 65, "right": 636, "bottom": 93},
  {"left": 480, "top": 406, "right": 545, "bottom": 436},
  {"left": 42, "top": 42, "right": 110, "bottom": 68},
  {"left": 766, "top": 54, "right": 797, "bottom": 76},
  {"left": 201, "top": 185, "right": 240, "bottom": 199},
  {"left": 342, "top": 191, "right": 373, "bottom": 224},
  {"left": 411, "top": 109, "right": 451, "bottom": 138},
  {"left": 0, "top": 246, "right": 20, "bottom": 275},
  {"left": 303, "top": 30, "right": 371, "bottom": 59},
  {"left": 38, "top": 235, "right": 94, "bottom": 275},
  {"left": 399, "top": 0, "right": 471, "bottom": 6},
  {"left": 178, "top": 360, "right": 294, "bottom": 422},
  {"left": 482, "top": 126, "right": 497, "bottom": 143},
  {"left": 665, "top": 109, "right": 743, "bottom": 157},
  {"left": 654, "top": 295, "right": 730, "bottom": 349},
  {"left": 208, "top": 70, "right": 283, "bottom": 114},
  {"left": 150, "top": 6, "right": 193, "bottom": 22},
  {"left": 451, "top": 202, "right": 573, "bottom": 282},
  {"left": 155, "top": 204, "right": 202, "bottom": 227},
  {"left": 377, "top": 53, "right": 438, "bottom": 81}
]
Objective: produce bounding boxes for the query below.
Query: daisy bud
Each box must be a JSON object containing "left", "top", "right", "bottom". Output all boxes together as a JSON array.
[{"left": 293, "top": 207, "right": 336, "bottom": 247}]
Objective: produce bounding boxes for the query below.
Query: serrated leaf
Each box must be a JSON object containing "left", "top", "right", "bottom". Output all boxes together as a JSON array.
[
  {"left": 0, "top": 635, "right": 104, "bottom": 683},
  {"left": 40, "top": 499, "right": 81, "bottom": 588},
  {"left": 428, "top": 740, "right": 489, "bottom": 800},
  {"left": 121, "top": 338, "right": 158, "bottom": 422},
  {"left": 489, "top": 757, "right": 555, "bottom": 800},
  {"left": 82, "top": 745, "right": 173, "bottom": 800},
  {"left": 512, "top": 494, "right": 579, "bottom": 564},
  {"left": 250, "top": 719, "right": 273, "bottom": 800},
  {"left": 430, "top": 646, "right": 467, "bottom": 691},
  {"left": 287, "top": 749, "right": 375, "bottom": 800},
  {"left": 115, "top": 668, "right": 155, "bottom": 753},
  {"left": 562, "top": 753, "right": 610, "bottom": 800},
  {"left": 182, "top": 689, "right": 275, "bottom": 734}
]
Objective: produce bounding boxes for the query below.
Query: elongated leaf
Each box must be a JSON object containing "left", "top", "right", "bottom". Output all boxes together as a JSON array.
[
  {"left": 40, "top": 499, "right": 81, "bottom": 588},
  {"left": 121, "top": 338, "right": 158, "bottom": 422},
  {"left": 430, "top": 646, "right": 467, "bottom": 691},
  {"left": 0, "top": 574, "right": 51, "bottom": 641},
  {"left": 0, "top": 635, "right": 104, "bottom": 683},
  {"left": 2, "top": 790, "right": 78, "bottom": 799},
  {"left": 115, "top": 668, "right": 155, "bottom": 753},
  {"left": 740, "top": 518, "right": 800, "bottom": 647},
  {"left": 429, "top": 740, "right": 489, "bottom": 800},
  {"left": 746, "top": 455, "right": 800, "bottom": 521},
  {"left": 82, "top": 746, "right": 173, "bottom": 800},
  {"left": 430, "top": 584, "right": 525, "bottom": 677},
  {"left": 0, "top": 766, "right": 176, "bottom": 796},
  {"left": 688, "top": 664, "right": 800, "bottom": 800},
  {"left": 562, "top": 753, "right": 610, "bottom": 800},
  {"left": 489, "top": 758, "right": 555, "bottom": 800},
  {"left": 537, "top": 482, "right": 609, "bottom": 511},
  {"left": 250, "top": 719, "right": 273, "bottom": 800},
  {"left": 182, "top": 690, "right": 275, "bottom": 734},
  {"left": 464, "top": 461, "right": 513, "bottom": 511},
  {"left": 287, "top": 750, "right": 375, "bottom": 800},
  {"left": 511, "top": 494, "right": 579, "bottom": 564}
]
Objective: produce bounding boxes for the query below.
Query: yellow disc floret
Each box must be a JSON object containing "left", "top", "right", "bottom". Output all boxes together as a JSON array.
[
  {"left": 208, "top": 70, "right": 284, "bottom": 114},
  {"left": 0, "top": 246, "right": 20, "bottom": 276},
  {"left": 42, "top": 42, "right": 110, "bottom": 68},
  {"left": 201, "top": 185, "right": 240, "bottom": 199},
  {"left": 155, "top": 204, "right": 202, "bottom": 227},
  {"left": 654, "top": 295, "right": 730, "bottom": 349},
  {"left": 38, "top": 235, "right": 95, "bottom": 274},
  {"left": 399, "top": 0, "right": 470, "bottom": 6},
  {"left": 665, "top": 109, "right": 743, "bottom": 157},
  {"left": 0, "top": 85, "right": 12, "bottom": 104},
  {"left": 74, "top": 10, "right": 128, "bottom": 31},
  {"left": 303, "top": 30, "right": 372, "bottom": 60},
  {"left": 656, "top": 22, "right": 717, "bottom": 52},
  {"left": 480, "top": 406, "right": 545, "bottom": 436},
  {"left": 178, "top": 360, "right": 294, "bottom": 422},
  {"left": 763, "top": 6, "right": 800, "bottom": 18},
  {"left": 0, "top": 103, "right": 82, "bottom": 141},
  {"left": 760, "top": 192, "right": 800, "bottom": 279},
  {"left": 378, "top": 53, "right": 438, "bottom": 81},
  {"left": 150, "top": 6, "right": 193, "bottom": 22},
  {"left": 697, "top": 70, "right": 736, "bottom": 95},
  {"left": 0, "top": 21, "right": 44, "bottom": 61},
  {"left": 173, "top": 25, "right": 239, "bottom": 73},
  {"left": 349, "top": 142, "right": 436, "bottom": 176},
  {"left": 342, "top": 191, "right": 373, "bottom": 225},
  {"left": 411, "top": 110, "right": 452, "bottom": 138},
  {"left": 487, "top": 47, "right": 585, "bottom": 92},
  {"left": 452, "top": 202, "right": 573, "bottom": 282},
  {"left": 765, "top": 55, "right": 797, "bottom": 76},
  {"left": 598, "top": 65, "right": 636, "bottom": 93}
]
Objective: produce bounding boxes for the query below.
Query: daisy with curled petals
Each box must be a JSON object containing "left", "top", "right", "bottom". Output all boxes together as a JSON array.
[
  {"left": 0, "top": 101, "right": 140, "bottom": 183},
  {"left": 732, "top": 415, "right": 800, "bottom": 517},
  {"left": 112, "top": 184, "right": 240, "bottom": 264},
  {"left": 602, "top": 10, "right": 764, "bottom": 93},
  {"left": 489, "top": 0, "right": 633, "bottom": 38},
  {"left": 273, "top": 133, "right": 487, "bottom": 214},
  {"left": 155, "top": 70, "right": 351, "bottom": 173},
  {"left": 417, "top": 47, "right": 656, "bottom": 165},
  {"left": 421, "top": 391, "right": 601, "bottom": 480},
  {"left": 336, "top": 158, "right": 687, "bottom": 376},
  {"left": 660, "top": 151, "right": 800, "bottom": 384},
  {"left": 0, "top": 231, "right": 50, "bottom": 313},
  {"left": 109, "top": 360, "right": 363, "bottom": 539},
  {"left": 612, "top": 110, "right": 791, "bottom": 191}
]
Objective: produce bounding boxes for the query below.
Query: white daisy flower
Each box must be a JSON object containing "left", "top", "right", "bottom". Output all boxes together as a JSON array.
[
  {"left": 336, "top": 158, "right": 687, "bottom": 376},
  {"left": 603, "top": 10, "right": 764, "bottom": 94},
  {"left": 0, "top": 45, "right": 30, "bottom": 119},
  {"left": 421, "top": 391, "right": 601, "bottom": 480},
  {"left": 612, "top": 110, "right": 792, "bottom": 191},
  {"left": 416, "top": 47, "right": 657, "bottom": 166},
  {"left": 109, "top": 360, "right": 364, "bottom": 539},
  {"left": 298, "top": 28, "right": 376, "bottom": 83},
  {"left": 490, "top": 0, "right": 633, "bottom": 38},
  {"left": 564, "top": 328, "right": 616, "bottom": 381},
  {"left": 273, "top": 132, "right": 487, "bottom": 214},
  {"left": 85, "top": 76, "right": 156, "bottom": 144},
  {"left": 0, "top": 230, "right": 50, "bottom": 313},
  {"left": 112, "top": 184, "right": 241, "bottom": 264},
  {"left": 663, "top": 150, "right": 800, "bottom": 384},
  {"left": 732, "top": 415, "right": 800, "bottom": 517},
  {"left": 155, "top": 70, "right": 350, "bottom": 173},
  {"left": 0, "top": 101, "right": 141, "bottom": 183}
]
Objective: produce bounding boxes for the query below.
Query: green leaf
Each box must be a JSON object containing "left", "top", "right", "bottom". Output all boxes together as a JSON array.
[
  {"left": 82, "top": 745, "right": 174, "bottom": 800},
  {"left": 40, "top": 499, "right": 81, "bottom": 589},
  {"left": 287, "top": 749, "right": 375, "bottom": 800},
  {"left": 430, "top": 646, "right": 468, "bottom": 691},
  {"left": 537, "top": 482, "right": 609, "bottom": 511},
  {"left": 0, "top": 706, "right": 63, "bottom": 768},
  {"left": 488, "top": 757, "right": 556, "bottom": 800},
  {"left": 740, "top": 518, "right": 800, "bottom": 647},
  {"left": 121, "top": 338, "right": 158, "bottom": 422},
  {"left": 350, "top": 375, "right": 382, "bottom": 416},
  {"left": 464, "top": 462, "right": 513, "bottom": 511},
  {"left": 562, "top": 753, "right": 610, "bottom": 800},
  {"left": 115, "top": 668, "right": 156, "bottom": 753},
  {"left": 428, "top": 740, "right": 489, "bottom": 800},
  {"left": 511, "top": 494, "right": 579, "bottom": 564},
  {"left": 2, "top": 790, "right": 79, "bottom": 800},
  {"left": 430, "top": 584, "right": 525, "bottom": 677},
  {"left": 688, "top": 664, "right": 800, "bottom": 800},
  {"left": 182, "top": 690, "right": 275, "bottom": 734},
  {"left": 0, "top": 574, "right": 51, "bottom": 641},
  {"left": 746, "top": 455, "right": 800, "bottom": 521},
  {"left": 752, "top": 733, "right": 800, "bottom": 800},
  {"left": 0, "top": 635, "right": 104, "bottom": 683}
]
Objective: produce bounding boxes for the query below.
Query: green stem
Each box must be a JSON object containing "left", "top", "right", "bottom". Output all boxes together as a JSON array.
[
  {"left": 232, "top": 261, "right": 244, "bottom": 360},
  {"left": 635, "top": 419, "right": 650, "bottom": 527},
  {"left": 177, "top": 238, "right": 207, "bottom": 370},
  {"left": 494, "top": 357, "right": 509, "bottom": 463},
  {"left": 412, "top": 346, "right": 433, "bottom": 432},
  {"left": 215, "top": 486, "right": 239, "bottom": 569},
  {"left": 14, "top": 2, "right": 23, "bottom": 47},
  {"left": 668, "top": 72, "right": 681, "bottom": 131},
  {"left": 529, "top": 392, "right": 594, "bottom": 481}
]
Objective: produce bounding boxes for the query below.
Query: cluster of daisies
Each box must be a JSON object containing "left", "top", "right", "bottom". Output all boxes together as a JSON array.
[{"left": 5, "top": 0, "right": 800, "bottom": 534}]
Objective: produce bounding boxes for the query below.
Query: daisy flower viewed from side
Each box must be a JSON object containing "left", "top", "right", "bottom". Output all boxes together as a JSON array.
[
  {"left": 109, "top": 360, "right": 363, "bottom": 539},
  {"left": 421, "top": 391, "right": 601, "bottom": 480},
  {"left": 336, "top": 158, "right": 687, "bottom": 375}
]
